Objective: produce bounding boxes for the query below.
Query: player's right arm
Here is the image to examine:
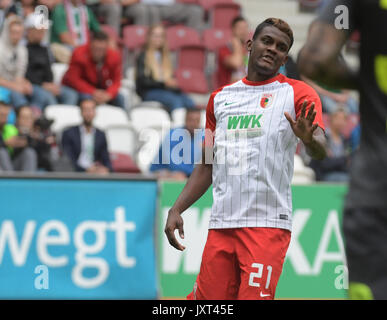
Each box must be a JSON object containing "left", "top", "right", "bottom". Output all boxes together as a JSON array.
[
  {"left": 165, "top": 90, "right": 218, "bottom": 251},
  {"left": 165, "top": 148, "right": 213, "bottom": 251}
]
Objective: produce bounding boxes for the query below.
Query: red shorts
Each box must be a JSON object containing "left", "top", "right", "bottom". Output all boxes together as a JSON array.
[{"left": 187, "top": 227, "right": 291, "bottom": 300}]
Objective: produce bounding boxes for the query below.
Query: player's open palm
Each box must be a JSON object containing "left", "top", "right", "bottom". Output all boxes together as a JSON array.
[{"left": 284, "top": 100, "right": 318, "bottom": 144}]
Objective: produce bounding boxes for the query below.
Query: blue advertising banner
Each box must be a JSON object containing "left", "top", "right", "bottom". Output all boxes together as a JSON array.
[{"left": 0, "top": 177, "right": 158, "bottom": 299}]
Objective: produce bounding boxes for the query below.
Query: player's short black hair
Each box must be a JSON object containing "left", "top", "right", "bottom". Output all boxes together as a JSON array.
[{"left": 253, "top": 18, "right": 294, "bottom": 51}]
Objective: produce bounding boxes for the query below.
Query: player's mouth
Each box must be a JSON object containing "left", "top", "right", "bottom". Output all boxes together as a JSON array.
[{"left": 261, "top": 54, "right": 275, "bottom": 64}]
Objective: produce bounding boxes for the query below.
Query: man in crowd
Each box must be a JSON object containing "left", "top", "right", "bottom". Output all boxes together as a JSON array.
[
  {"left": 150, "top": 108, "right": 202, "bottom": 180},
  {"left": 61, "top": 98, "right": 112, "bottom": 174},
  {"left": 62, "top": 30, "right": 125, "bottom": 108},
  {"left": 217, "top": 16, "right": 250, "bottom": 88}
]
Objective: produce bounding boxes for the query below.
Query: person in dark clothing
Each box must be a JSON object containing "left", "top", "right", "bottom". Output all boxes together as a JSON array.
[
  {"left": 309, "top": 108, "right": 350, "bottom": 182},
  {"left": 61, "top": 98, "right": 112, "bottom": 174},
  {"left": 24, "top": 12, "right": 78, "bottom": 106},
  {"left": 298, "top": 0, "right": 387, "bottom": 300}
]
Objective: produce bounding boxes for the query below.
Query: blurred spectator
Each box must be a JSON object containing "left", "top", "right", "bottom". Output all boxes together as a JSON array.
[
  {"left": 217, "top": 16, "right": 249, "bottom": 88},
  {"left": 61, "top": 98, "right": 112, "bottom": 174},
  {"left": 123, "top": 0, "right": 204, "bottom": 31},
  {"left": 150, "top": 108, "right": 202, "bottom": 180},
  {"left": 15, "top": 0, "right": 36, "bottom": 18},
  {"left": 62, "top": 30, "right": 125, "bottom": 108},
  {"left": 0, "top": 0, "right": 17, "bottom": 31},
  {"left": 279, "top": 55, "right": 300, "bottom": 80},
  {"left": 349, "top": 123, "right": 361, "bottom": 153},
  {"left": 50, "top": 0, "right": 100, "bottom": 63},
  {"left": 0, "top": 102, "right": 38, "bottom": 171},
  {"left": 301, "top": 74, "right": 358, "bottom": 114},
  {"left": 25, "top": 13, "right": 78, "bottom": 106},
  {"left": 87, "top": 0, "right": 122, "bottom": 33},
  {"left": 136, "top": 24, "right": 194, "bottom": 112},
  {"left": 0, "top": 15, "right": 53, "bottom": 110},
  {"left": 16, "top": 105, "right": 56, "bottom": 171},
  {"left": 309, "top": 108, "right": 350, "bottom": 182}
]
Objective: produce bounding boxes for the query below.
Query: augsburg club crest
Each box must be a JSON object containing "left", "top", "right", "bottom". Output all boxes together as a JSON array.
[{"left": 260, "top": 93, "right": 274, "bottom": 108}]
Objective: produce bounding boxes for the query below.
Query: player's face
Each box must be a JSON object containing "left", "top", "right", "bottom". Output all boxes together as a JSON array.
[{"left": 247, "top": 26, "right": 290, "bottom": 76}]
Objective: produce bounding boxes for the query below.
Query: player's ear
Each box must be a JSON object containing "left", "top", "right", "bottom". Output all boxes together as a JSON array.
[
  {"left": 282, "top": 54, "right": 289, "bottom": 66},
  {"left": 247, "top": 39, "right": 253, "bottom": 52}
]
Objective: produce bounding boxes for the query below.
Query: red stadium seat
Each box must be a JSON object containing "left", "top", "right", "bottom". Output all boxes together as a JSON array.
[
  {"left": 101, "top": 24, "right": 123, "bottom": 48},
  {"left": 176, "top": 68, "right": 209, "bottom": 93},
  {"left": 210, "top": 3, "right": 241, "bottom": 29},
  {"left": 177, "top": 44, "right": 206, "bottom": 70},
  {"left": 110, "top": 152, "right": 141, "bottom": 173},
  {"left": 166, "top": 25, "right": 201, "bottom": 51},
  {"left": 203, "top": 28, "right": 232, "bottom": 51},
  {"left": 123, "top": 25, "right": 148, "bottom": 51},
  {"left": 198, "top": 0, "right": 235, "bottom": 11}
]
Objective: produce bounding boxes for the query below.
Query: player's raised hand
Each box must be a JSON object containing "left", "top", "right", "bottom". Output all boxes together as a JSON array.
[
  {"left": 284, "top": 100, "right": 319, "bottom": 144},
  {"left": 165, "top": 209, "right": 186, "bottom": 251}
]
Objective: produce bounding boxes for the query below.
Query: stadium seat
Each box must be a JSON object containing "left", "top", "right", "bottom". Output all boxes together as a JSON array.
[
  {"left": 203, "top": 28, "right": 232, "bottom": 51},
  {"left": 110, "top": 152, "right": 141, "bottom": 173},
  {"left": 177, "top": 44, "right": 206, "bottom": 70},
  {"left": 198, "top": 0, "right": 234, "bottom": 11},
  {"left": 136, "top": 126, "right": 164, "bottom": 174},
  {"left": 130, "top": 105, "right": 171, "bottom": 132},
  {"left": 94, "top": 104, "right": 130, "bottom": 130},
  {"left": 209, "top": 3, "right": 241, "bottom": 29},
  {"left": 105, "top": 124, "right": 138, "bottom": 156},
  {"left": 101, "top": 24, "right": 123, "bottom": 47},
  {"left": 123, "top": 25, "right": 148, "bottom": 51},
  {"left": 292, "top": 154, "right": 316, "bottom": 184},
  {"left": 166, "top": 25, "right": 201, "bottom": 51},
  {"left": 44, "top": 104, "right": 81, "bottom": 134},
  {"left": 171, "top": 108, "right": 187, "bottom": 128},
  {"left": 176, "top": 68, "right": 209, "bottom": 94},
  {"left": 52, "top": 63, "right": 68, "bottom": 84}
]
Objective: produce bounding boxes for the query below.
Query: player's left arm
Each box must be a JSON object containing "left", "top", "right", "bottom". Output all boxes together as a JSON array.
[{"left": 285, "top": 100, "right": 327, "bottom": 160}]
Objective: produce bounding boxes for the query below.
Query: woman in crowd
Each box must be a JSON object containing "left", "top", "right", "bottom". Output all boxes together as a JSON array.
[{"left": 135, "top": 24, "right": 195, "bottom": 112}]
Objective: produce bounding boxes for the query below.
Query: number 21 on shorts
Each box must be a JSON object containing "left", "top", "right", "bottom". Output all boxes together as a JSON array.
[{"left": 248, "top": 263, "right": 272, "bottom": 290}]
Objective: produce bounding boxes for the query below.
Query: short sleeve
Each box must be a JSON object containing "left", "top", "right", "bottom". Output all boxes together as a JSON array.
[
  {"left": 204, "top": 91, "right": 217, "bottom": 147},
  {"left": 292, "top": 80, "right": 325, "bottom": 131}
]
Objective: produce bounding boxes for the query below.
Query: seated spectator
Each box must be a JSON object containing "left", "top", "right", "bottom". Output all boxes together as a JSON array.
[
  {"left": 0, "top": 101, "right": 38, "bottom": 171},
  {"left": 62, "top": 30, "right": 125, "bottom": 108},
  {"left": 349, "top": 123, "right": 361, "bottom": 153},
  {"left": 150, "top": 108, "right": 202, "bottom": 180},
  {"left": 15, "top": 0, "right": 36, "bottom": 19},
  {"left": 136, "top": 24, "right": 194, "bottom": 112},
  {"left": 87, "top": 0, "right": 122, "bottom": 33},
  {"left": 50, "top": 0, "right": 100, "bottom": 63},
  {"left": 309, "top": 108, "right": 350, "bottom": 182},
  {"left": 0, "top": 0, "right": 17, "bottom": 31},
  {"left": 61, "top": 98, "right": 112, "bottom": 174},
  {"left": 0, "top": 15, "right": 53, "bottom": 110},
  {"left": 217, "top": 16, "right": 250, "bottom": 88},
  {"left": 25, "top": 13, "right": 78, "bottom": 106},
  {"left": 301, "top": 74, "right": 359, "bottom": 114},
  {"left": 16, "top": 105, "right": 56, "bottom": 171},
  {"left": 123, "top": 0, "right": 204, "bottom": 31}
]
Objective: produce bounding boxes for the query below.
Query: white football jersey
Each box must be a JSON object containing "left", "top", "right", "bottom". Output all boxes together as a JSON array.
[{"left": 204, "top": 74, "right": 324, "bottom": 231}]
